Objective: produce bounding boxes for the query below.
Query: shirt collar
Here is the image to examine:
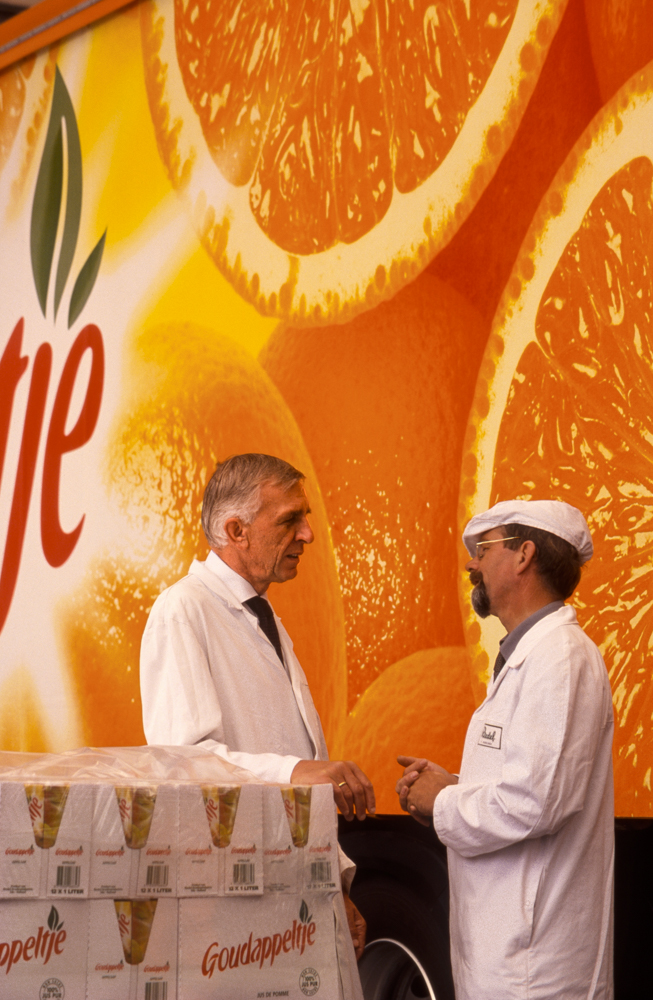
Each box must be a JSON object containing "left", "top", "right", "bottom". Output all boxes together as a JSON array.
[
  {"left": 205, "top": 550, "right": 262, "bottom": 605},
  {"left": 499, "top": 600, "right": 565, "bottom": 663}
]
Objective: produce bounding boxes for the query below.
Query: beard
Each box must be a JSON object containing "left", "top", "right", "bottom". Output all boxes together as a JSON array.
[{"left": 469, "top": 571, "right": 491, "bottom": 619}]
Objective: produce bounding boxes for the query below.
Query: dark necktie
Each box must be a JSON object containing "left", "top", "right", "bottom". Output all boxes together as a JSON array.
[
  {"left": 493, "top": 651, "right": 505, "bottom": 681},
  {"left": 244, "top": 596, "right": 285, "bottom": 665}
]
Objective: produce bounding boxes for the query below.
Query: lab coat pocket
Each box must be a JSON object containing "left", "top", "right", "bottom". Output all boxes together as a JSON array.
[{"left": 522, "top": 851, "right": 547, "bottom": 950}]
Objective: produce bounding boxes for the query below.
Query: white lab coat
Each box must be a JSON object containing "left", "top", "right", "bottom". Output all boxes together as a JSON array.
[
  {"left": 434, "top": 606, "right": 614, "bottom": 1000},
  {"left": 140, "top": 556, "right": 362, "bottom": 1000}
]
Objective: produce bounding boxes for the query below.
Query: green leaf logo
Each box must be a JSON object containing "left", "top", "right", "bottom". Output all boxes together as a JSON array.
[
  {"left": 299, "top": 899, "right": 312, "bottom": 925},
  {"left": 47, "top": 905, "right": 63, "bottom": 931},
  {"left": 30, "top": 66, "right": 105, "bottom": 328}
]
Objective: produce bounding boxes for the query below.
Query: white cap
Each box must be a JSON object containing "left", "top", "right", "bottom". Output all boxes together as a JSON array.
[{"left": 463, "top": 500, "right": 593, "bottom": 564}]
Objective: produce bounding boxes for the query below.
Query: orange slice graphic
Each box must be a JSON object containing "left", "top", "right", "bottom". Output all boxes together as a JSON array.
[
  {"left": 585, "top": 0, "right": 653, "bottom": 103},
  {"left": 460, "top": 62, "right": 653, "bottom": 815},
  {"left": 0, "top": 50, "right": 56, "bottom": 205},
  {"left": 141, "top": 0, "right": 567, "bottom": 324}
]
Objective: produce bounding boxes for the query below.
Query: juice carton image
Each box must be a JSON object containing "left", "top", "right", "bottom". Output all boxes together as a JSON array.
[
  {"left": 217, "top": 785, "right": 263, "bottom": 896},
  {"left": 262, "top": 786, "right": 300, "bottom": 895},
  {"left": 87, "top": 898, "right": 178, "bottom": 1000},
  {"left": 0, "top": 783, "right": 92, "bottom": 898},
  {"left": 301, "top": 785, "right": 339, "bottom": 893},
  {"left": 280, "top": 786, "right": 312, "bottom": 848},
  {"left": 114, "top": 899, "right": 158, "bottom": 965},
  {"left": 177, "top": 785, "right": 220, "bottom": 897},
  {"left": 133, "top": 785, "right": 178, "bottom": 897},
  {"left": 90, "top": 784, "right": 140, "bottom": 898},
  {"left": 201, "top": 786, "right": 241, "bottom": 848},
  {"left": 114, "top": 788, "right": 157, "bottom": 850},
  {"left": 0, "top": 782, "right": 45, "bottom": 896},
  {"left": 24, "top": 784, "right": 69, "bottom": 849},
  {"left": 274, "top": 786, "right": 338, "bottom": 894}
]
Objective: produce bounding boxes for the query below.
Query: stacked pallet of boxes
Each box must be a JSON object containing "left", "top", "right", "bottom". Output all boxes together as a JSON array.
[{"left": 0, "top": 747, "right": 341, "bottom": 999}]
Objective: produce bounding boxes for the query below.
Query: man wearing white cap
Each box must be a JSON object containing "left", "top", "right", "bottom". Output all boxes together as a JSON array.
[{"left": 396, "top": 500, "right": 614, "bottom": 1000}]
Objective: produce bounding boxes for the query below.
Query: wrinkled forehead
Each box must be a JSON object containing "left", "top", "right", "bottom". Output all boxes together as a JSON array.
[{"left": 257, "top": 479, "right": 310, "bottom": 516}]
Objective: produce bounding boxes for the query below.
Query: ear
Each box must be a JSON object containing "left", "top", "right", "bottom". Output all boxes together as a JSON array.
[
  {"left": 223, "top": 516, "right": 250, "bottom": 548},
  {"left": 515, "top": 540, "right": 537, "bottom": 575}
]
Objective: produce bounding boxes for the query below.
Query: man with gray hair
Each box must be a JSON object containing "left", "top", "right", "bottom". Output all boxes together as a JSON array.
[
  {"left": 396, "top": 500, "right": 614, "bottom": 1000},
  {"left": 140, "top": 453, "right": 372, "bottom": 996}
]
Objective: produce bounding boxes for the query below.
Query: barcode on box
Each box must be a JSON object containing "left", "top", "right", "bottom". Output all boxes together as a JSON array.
[
  {"left": 56, "top": 865, "right": 80, "bottom": 888},
  {"left": 310, "top": 861, "right": 332, "bottom": 883},
  {"left": 233, "top": 862, "right": 256, "bottom": 885},
  {"left": 146, "top": 865, "right": 169, "bottom": 887},
  {"left": 144, "top": 982, "right": 167, "bottom": 1000}
]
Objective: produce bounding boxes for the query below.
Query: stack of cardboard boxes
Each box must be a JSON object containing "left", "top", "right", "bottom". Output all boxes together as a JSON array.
[{"left": 0, "top": 747, "right": 341, "bottom": 999}]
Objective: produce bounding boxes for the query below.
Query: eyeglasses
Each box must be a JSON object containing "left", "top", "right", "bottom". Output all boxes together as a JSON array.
[{"left": 475, "top": 537, "right": 521, "bottom": 559}]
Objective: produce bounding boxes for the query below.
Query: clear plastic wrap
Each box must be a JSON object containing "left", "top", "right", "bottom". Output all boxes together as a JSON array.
[{"left": 0, "top": 744, "right": 259, "bottom": 784}]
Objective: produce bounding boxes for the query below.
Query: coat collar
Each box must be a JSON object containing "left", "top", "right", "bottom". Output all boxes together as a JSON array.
[
  {"left": 503, "top": 604, "right": 578, "bottom": 669},
  {"left": 188, "top": 558, "right": 249, "bottom": 610}
]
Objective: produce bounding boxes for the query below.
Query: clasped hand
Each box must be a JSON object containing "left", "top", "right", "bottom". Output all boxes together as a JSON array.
[
  {"left": 395, "top": 755, "right": 458, "bottom": 826},
  {"left": 290, "top": 759, "right": 375, "bottom": 821}
]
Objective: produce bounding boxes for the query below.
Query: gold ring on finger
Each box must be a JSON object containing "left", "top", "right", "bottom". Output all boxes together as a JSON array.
[{"left": 338, "top": 781, "right": 347, "bottom": 787}]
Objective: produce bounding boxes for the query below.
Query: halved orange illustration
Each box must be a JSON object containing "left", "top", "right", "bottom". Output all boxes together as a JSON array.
[
  {"left": 335, "top": 647, "right": 476, "bottom": 814},
  {"left": 460, "top": 61, "right": 653, "bottom": 815},
  {"left": 0, "top": 50, "right": 56, "bottom": 208},
  {"left": 140, "top": 0, "right": 568, "bottom": 325},
  {"left": 262, "top": 271, "right": 487, "bottom": 707}
]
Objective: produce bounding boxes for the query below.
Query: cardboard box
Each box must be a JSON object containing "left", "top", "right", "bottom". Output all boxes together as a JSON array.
[
  {"left": 43, "top": 785, "right": 93, "bottom": 900},
  {"left": 265, "top": 785, "right": 339, "bottom": 896},
  {"left": 0, "top": 782, "right": 45, "bottom": 897},
  {"left": 87, "top": 898, "right": 178, "bottom": 1000},
  {"left": 220, "top": 784, "right": 263, "bottom": 897},
  {"left": 177, "top": 785, "right": 221, "bottom": 897},
  {"left": 0, "top": 782, "right": 93, "bottom": 899},
  {"left": 90, "top": 784, "right": 139, "bottom": 898},
  {"left": 178, "top": 893, "right": 339, "bottom": 999},
  {"left": 131, "top": 785, "right": 179, "bottom": 899},
  {"left": 263, "top": 786, "right": 300, "bottom": 895},
  {"left": 0, "top": 899, "right": 89, "bottom": 1000}
]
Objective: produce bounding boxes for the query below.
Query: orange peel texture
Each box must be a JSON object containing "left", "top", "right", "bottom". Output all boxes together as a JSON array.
[
  {"left": 141, "top": 0, "right": 568, "bottom": 325},
  {"left": 429, "top": 0, "right": 602, "bottom": 324},
  {"left": 584, "top": 0, "right": 653, "bottom": 104},
  {"left": 460, "top": 62, "right": 653, "bottom": 816}
]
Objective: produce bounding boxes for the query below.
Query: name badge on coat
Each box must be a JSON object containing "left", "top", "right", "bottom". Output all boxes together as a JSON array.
[{"left": 478, "top": 723, "right": 503, "bottom": 749}]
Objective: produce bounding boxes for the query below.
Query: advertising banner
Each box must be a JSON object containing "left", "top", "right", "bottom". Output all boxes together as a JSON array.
[{"left": 0, "top": 0, "right": 652, "bottom": 816}]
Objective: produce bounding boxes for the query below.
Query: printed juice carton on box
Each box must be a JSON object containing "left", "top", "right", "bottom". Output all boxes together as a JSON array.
[
  {"left": 90, "top": 783, "right": 140, "bottom": 898},
  {"left": 0, "top": 782, "right": 46, "bottom": 896},
  {"left": 87, "top": 897, "right": 178, "bottom": 1000},
  {"left": 177, "top": 784, "right": 221, "bottom": 897},
  {"left": 277, "top": 785, "right": 339, "bottom": 894},
  {"left": 42, "top": 784, "right": 93, "bottom": 899},
  {"left": 0, "top": 899, "right": 89, "bottom": 1000},
  {"left": 262, "top": 785, "right": 300, "bottom": 895},
  {"left": 178, "top": 893, "right": 340, "bottom": 1000},
  {"left": 298, "top": 785, "right": 339, "bottom": 894},
  {"left": 0, "top": 781, "right": 92, "bottom": 898},
  {"left": 216, "top": 784, "right": 263, "bottom": 896},
  {"left": 112, "top": 784, "right": 177, "bottom": 898}
]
